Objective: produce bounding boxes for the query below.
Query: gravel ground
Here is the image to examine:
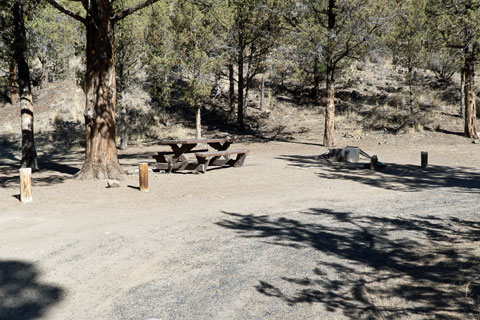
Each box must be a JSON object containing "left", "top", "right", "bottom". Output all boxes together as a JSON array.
[{"left": 1, "top": 136, "right": 480, "bottom": 320}]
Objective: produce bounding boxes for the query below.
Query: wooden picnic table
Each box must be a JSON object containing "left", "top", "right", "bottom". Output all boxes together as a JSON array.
[{"left": 152, "top": 138, "right": 247, "bottom": 173}]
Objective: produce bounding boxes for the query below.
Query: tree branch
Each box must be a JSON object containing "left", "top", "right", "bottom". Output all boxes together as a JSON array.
[
  {"left": 112, "top": 0, "right": 160, "bottom": 23},
  {"left": 45, "top": 0, "right": 85, "bottom": 24}
]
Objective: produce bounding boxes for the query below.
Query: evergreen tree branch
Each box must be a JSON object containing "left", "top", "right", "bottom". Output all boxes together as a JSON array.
[
  {"left": 112, "top": 0, "right": 161, "bottom": 23},
  {"left": 45, "top": 0, "right": 85, "bottom": 24}
]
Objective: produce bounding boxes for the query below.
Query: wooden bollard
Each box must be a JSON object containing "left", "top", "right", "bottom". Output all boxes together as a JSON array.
[
  {"left": 139, "top": 163, "right": 149, "bottom": 192},
  {"left": 421, "top": 151, "right": 428, "bottom": 168},
  {"left": 19, "top": 168, "right": 32, "bottom": 203},
  {"left": 370, "top": 155, "right": 378, "bottom": 171}
]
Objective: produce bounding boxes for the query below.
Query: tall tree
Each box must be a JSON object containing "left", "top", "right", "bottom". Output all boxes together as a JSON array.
[
  {"left": 228, "top": 0, "right": 282, "bottom": 130},
  {"left": 46, "top": 0, "right": 161, "bottom": 179},
  {"left": 291, "top": 0, "right": 393, "bottom": 147},
  {"left": 172, "top": 1, "right": 225, "bottom": 138},
  {"left": 144, "top": 1, "right": 178, "bottom": 111},
  {"left": 428, "top": 0, "right": 480, "bottom": 139},
  {"left": 386, "top": 0, "right": 428, "bottom": 124},
  {"left": 15, "top": 0, "right": 38, "bottom": 168},
  {"left": 0, "top": 0, "right": 39, "bottom": 168},
  {"left": 115, "top": 2, "right": 148, "bottom": 150}
]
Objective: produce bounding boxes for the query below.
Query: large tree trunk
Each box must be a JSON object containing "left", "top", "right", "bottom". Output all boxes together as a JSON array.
[
  {"left": 77, "top": 0, "right": 124, "bottom": 180},
  {"left": 13, "top": 0, "right": 38, "bottom": 169},
  {"left": 9, "top": 59, "right": 19, "bottom": 104},
  {"left": 464, "top": 52, "right": 478, "bottom": 139},
  {"left": 323, "top": 67, "right": 335, "bottom": 147}
]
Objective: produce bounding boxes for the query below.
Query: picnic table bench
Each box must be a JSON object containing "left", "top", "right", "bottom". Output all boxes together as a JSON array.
[
  {"left": 195, "top": 149, "right": 249, "bottom": 173},
  {"left": 152, "top": 138, "right": 248, "bottom": 173}
]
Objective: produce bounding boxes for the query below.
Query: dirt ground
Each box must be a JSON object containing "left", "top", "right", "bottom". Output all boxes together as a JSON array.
[{"left": 1, "top": 131, "right": 480, "bottom": 319}]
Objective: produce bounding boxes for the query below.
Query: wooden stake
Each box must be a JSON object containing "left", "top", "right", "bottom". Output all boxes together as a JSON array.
[
  {"left": 139, "top": 163, "right": 149, "bottom": 192},
  {"left": 19, "top": 168, "right": 32, "bottom": 203},
  {"left": 421, "top": 151, "right": 428, "bottom": 168},
  {"left": 370, "top": 155, "right": 378, "bottom": 171}
]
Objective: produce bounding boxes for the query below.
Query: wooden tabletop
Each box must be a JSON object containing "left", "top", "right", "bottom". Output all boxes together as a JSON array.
[{"left": 157, "top": 138, "right": 233, "bottom": 145}]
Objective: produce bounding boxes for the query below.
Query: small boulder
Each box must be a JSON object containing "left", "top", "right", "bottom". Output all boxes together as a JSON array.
[{"left": 106, "top": 180, "right": 120, "bottom": 188}]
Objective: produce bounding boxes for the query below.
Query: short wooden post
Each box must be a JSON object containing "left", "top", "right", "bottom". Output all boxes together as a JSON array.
[
  {"left": 19, "top": 168, "right": 32, "bottom": 203},
  {"left": 421, "top": 151, "right": 428, "bottom": 168},
  {"left": 370, "top": 155, "right": 378, "bottom": 171},
  {"left": 139, "top": 163, "right": 149, "bottom": 192}
]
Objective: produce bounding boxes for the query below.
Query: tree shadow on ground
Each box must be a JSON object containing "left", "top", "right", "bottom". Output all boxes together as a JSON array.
[
  {"left": 0, "top": 134, "right": 83, "bottom": 188},
  {"left": 216, "top": 209, "right": 480, "bottom": 319},
  {"left": 0, "top": 260, "right": 64, "bottom": 320},
  {"left": 278, "top": 155, "right": 480, "bottom": 192}
]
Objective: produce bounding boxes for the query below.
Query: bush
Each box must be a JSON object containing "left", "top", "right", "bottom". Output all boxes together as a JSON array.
[{"left": 426, "top": 49, "right": 460, "bottom": 83}]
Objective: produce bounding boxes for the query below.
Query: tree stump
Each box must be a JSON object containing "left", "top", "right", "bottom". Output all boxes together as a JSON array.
[
  {"left": 139, "top": 163, "right": 149, "bottom": 192},
  {"left": 19, "top": 168, "right": 32, "bottom": 203},
  {"left": 421, "top": 151, "right": 428, "bottom": 168}
]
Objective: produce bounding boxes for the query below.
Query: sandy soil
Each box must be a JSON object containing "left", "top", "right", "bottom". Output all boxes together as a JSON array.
[{"left": 1, "top": 131, "right": 480, "bottom": 320}]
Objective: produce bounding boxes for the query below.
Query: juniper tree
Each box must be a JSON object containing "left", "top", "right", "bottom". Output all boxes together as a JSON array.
[
  {"left": 0, "top": 0, "right": 38, "bottom": 169},
  {"left": 226, "top": 0, "right": 283, "bottom": 130},
  {"left": 386, "top": 0, "right": 428, "bottom": 125},
  {"left": 427, "top": 0, "right": 480, "bottom": 139},
  {"left": 114, "top": 1, "right": 149, "bottom": 150},
  {"left": 288, "top": 0, "right": 394, "bottom": 147},
  {"left": 45, "top": 0, "right": 162, "bottom": 179}
]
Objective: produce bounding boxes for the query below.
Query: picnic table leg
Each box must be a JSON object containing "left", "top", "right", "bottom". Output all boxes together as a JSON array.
[
  {"left": 233, "top": 153, "right": 247, "bottom": 167},
  {"left": 195, "top": 155, "right": 210, "bottom": 173},
  {"left": 208, "top": 142, "right": 231, "bottom": 151},
  {"left": 168, "top": 144, "right": 197, "bottom": 171}
]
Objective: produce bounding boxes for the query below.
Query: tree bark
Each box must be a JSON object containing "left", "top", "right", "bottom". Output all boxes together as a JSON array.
[
  {"left": 13, "top": 0, "right": 38, "bottom": 170},
  {"left": 228, "top": 64, "right": 235, "bottom": 113},
  {"left": 323, "top": 68, "right": 335, "bottom": 147},
  {"left": 9, "top": 59, "right": 19, "bottom": 104},
  {"left": 211, "top": 70, "right": 222, "bottom": 97},
  {"left": 77, "top": 0, "right": 124, "bottom": 180},
  {"left": 39, "top": 57, "right": 49, "bottom": 89},
  {"left": 312, "top": 57, "right": 321, "bottom": 98},
  {"left": 464, "top": 52, "right": 479, "bottom": 139},
  {"left": 195, "top": 106, "right": 201, "bottom": 139},
  {"left": 118, "top": 93, "right": 128, "bottom": 150},
  {"left": 260, "top": 73, "right": 265, "bottom": 111},
  {"left": 323, "top": 0, "right": 336, "bottom": 148},
  {"left": 237, "top": 48, "right": 245, "bottom": 131},
  {"left": 460, "top": 68, "right": 465, "bottom": 118}
]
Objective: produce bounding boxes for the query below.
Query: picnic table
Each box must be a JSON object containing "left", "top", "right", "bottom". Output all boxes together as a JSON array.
[{"left": 152, "top": 138, "right": 248, "bottom": 173}]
